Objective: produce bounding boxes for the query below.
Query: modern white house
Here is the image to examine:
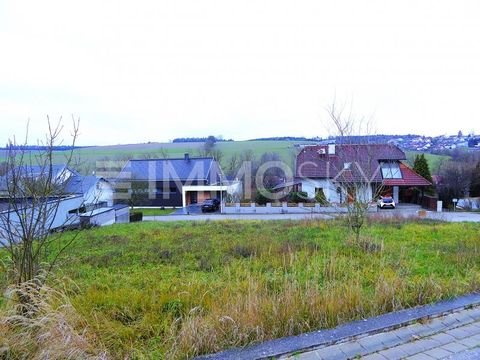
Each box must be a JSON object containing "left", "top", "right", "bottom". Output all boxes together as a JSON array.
[
  {"left": 115, "top": 154, "right": 242, "bottom": 209},
  {"left": 0, "top": 165, "right": 127, "bottom": 240}
]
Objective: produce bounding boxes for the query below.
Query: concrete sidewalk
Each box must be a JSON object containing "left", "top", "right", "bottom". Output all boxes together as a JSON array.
[{"left": 292, "top": 305, "right": 480, "bottom": 360}]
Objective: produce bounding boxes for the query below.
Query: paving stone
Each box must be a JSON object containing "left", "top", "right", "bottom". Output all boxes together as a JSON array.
[
  {"left": 394, "top": 342, "right": 430, "bottom": 356},
  {"left": 457, "top": 335, "right": 480, "bottom": 348},
  {"left": 362, "top": 353, "right": 388, "bottom": 360},
  {"left": 424, "top": 318, "right": 449, "bottom": 333},
  {"left": 423, "top": 347, "right": 453, "bottom": 359},
  {"left": 468, "top": 333, "right": 480, "bottom": 342},
  {"left": 292, "top": 350, "right": 321, "bottom": 360},
  {"left": 393, "top": 326, "right": 418, "bottom": 341},
  {"left": 378, "top": 346, "right": 410, "bottom": 359},
  {"left": 380, "top": 332, "right": 404, "bottom": 348},
  {"left": 308, "top": 344, "right": 345, "bottom": 360},
  {"left": 457, "top": 323, "right": 480, "bottom": 337},
  {"left": 453, "top": 312, "right": 476, "bottom": 324},
  {"left": 441, "top": 342, "right": 469, "bottom": 353},
  {"left": 445, "top": 328, "right": 473, "bottom": 340},
  {"left": 338, "top": 341, "right": 366, "bottom": 358},
  {"left": 415, "top": 339, "right": 443, "bottom": 351},
  {"left": 406, "top": 353, "right": 435, "bottom": 360},
  {"left": 441, "top": 316, "right": 460, "bottom": 328},
  {"left": 464, "top": 308, "right": 480, "bottom": 320},
  {"left": 428, "top": 332, "right": 457, "bottom": 345},
  {"left": 357, "top": 333, "right": 386, "bottom": 352}
]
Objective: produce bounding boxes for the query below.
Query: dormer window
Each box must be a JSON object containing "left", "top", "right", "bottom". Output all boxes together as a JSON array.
[{"left": 380, "top": 161, "right": 402, "bottom": 179}]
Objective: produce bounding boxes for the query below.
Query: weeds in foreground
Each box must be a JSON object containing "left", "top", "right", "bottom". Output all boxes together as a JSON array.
[
  {"left": 2, "top": 220, "right": 480, "bottom": 358},
  {"left": 0, "top": 280, "right": 107, "bottom": 359}
]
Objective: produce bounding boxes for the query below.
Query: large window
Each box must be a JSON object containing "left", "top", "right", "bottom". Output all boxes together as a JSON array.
[{"left": 380, "top": 161, "right": 402, "bottom": 179}]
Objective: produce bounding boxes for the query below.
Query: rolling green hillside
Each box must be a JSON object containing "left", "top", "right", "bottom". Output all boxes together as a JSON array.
[
  {"left": 405, "top": 151, "right": 450, "bottom": 173},
  {"left": 1, "top": 142, "right": 449, "bottom": 175}
]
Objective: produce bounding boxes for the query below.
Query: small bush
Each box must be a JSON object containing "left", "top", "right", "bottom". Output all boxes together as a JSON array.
[
  {"left": 130, "top": 212, "right": 143, "bottom": 222},
  {"left": 315, "top": 189, "right": 329, "bottom": 205},
  {"left": 255, "top": 189, "right": 273, "bottom": 205},
  {"left": 288, "top": 191, "right": 309, "bottom": 203}
]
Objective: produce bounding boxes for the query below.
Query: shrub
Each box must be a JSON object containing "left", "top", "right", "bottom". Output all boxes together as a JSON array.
[
  {"left": 129, "top": 212, "right": 143, "bottom": 222},
  {"left": 315, "top": 189, "right": 329, "bottom": 205},
  {"left": 255, "top": 189, "right": 273, "bottom": 205},
  {"left": 288, "top": 191, "right": 309, "bottom": 203}
]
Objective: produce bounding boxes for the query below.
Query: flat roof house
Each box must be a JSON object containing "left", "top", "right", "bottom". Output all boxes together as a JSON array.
[
  {"left": 295, "top": 144, "right": 431, "bottom": 204},
  {"left": 115, "top": 154, "right": 241, "bottom": 208}
]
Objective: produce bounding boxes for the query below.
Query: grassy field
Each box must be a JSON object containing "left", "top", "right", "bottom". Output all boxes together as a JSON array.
[
  {"left": 134, "top": 208, "right": 176, "bottom": 216},
  {"left": 0, "top": 140, "right": 311, "bottom": 173},
  {"left": 2, "top": 219, "right": 475, "bottom": 358},
  {"left": 1, "top": 142, "right": 447, "bottom": 177},
  {"left": 405, "top": 151, "right": 450, "bottom": 173}
]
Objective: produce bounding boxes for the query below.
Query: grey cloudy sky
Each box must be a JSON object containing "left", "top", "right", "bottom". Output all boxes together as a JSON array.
[{"left": 1, "top": 0, "right": 479, "bottom": 145}]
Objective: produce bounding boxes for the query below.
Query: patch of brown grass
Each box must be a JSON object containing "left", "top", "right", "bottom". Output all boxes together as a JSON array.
[{"left": 0, "top": 281, "right": 107, "bottom": 359}]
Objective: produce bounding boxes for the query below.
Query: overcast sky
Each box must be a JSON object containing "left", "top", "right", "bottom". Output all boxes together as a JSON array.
[{"left": 1, "top": 0, "right": 479, "bottom": 146}]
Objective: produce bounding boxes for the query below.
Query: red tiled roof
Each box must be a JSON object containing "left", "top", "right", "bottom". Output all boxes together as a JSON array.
[
  {"left": 296, "top": 144, "right": 406, "bottom": 182},
  {"left": 382, "top": 163, "right": 432, "bottom": 186}
]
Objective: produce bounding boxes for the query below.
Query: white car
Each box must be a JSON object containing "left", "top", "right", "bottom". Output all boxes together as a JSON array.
[{"left": 378, "top": 196, "right": 396, "bottom": 209}]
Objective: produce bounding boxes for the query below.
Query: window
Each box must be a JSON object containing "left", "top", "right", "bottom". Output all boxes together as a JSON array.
[
  {"left": 380, "top": 162, "right": 402, "bottom": 179},
  {"left": 343, "top": 162, "right": 351, "bottom": 170}
]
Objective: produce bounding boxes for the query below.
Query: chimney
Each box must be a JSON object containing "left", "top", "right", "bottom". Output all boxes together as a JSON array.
[
  {"left": 184, "top": 153, "right": 190, "bottom": 161},
  {"left": 328, "top": 144, "right": 336, "bottom": 155}
]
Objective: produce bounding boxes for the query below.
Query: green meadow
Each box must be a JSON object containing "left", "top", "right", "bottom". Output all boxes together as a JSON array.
[
  {"left": 2, "top": 219, "right": 476, "bottom": 358},
  {"left": 0, "top": 141, "right": 448, "bottom": 176}
]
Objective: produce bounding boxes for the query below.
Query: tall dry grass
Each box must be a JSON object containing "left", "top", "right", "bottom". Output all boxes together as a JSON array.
[
  {"left": 163, "top": 246, "right": 469, "bottom": 358},
  {"left": 0, "top": 280, "right": 107, "bottom": 359}
]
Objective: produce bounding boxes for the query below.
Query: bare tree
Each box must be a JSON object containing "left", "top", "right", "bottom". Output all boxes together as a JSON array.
[
  {"left": 158, "top": 147, "right": 170, "bottom": 159},
  {"left": 0, "top": 118, "right": 81, "bottom": 287},
  {"left": 324, "top": 101, "right": 385, "bottom": 243}
]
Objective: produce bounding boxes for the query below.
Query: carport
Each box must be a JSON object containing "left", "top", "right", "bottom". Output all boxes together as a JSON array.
[{"left": 182, "top": 184, "right": 228, "bottom": 208}]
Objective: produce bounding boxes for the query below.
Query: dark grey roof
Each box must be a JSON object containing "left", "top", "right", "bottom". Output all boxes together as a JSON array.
[
  {"left": 272, "top": 180, "right": 303, "bottom": 190},
  {"left": 18, "top": 165, "right": 77, "bottom": 178},
  {"left": 118, "top": 157, "right": 216, "bottom": 181},
  {"left": 112, "top": 204, "right": 129, "bottom": 210},
  {"left": 64, "top": 175, "right": 101, "bottom": 194}
]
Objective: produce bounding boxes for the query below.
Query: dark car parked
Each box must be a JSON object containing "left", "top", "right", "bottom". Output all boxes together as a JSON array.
[{"left": 201, "top": 198, "right": 220, "bottom": 212}]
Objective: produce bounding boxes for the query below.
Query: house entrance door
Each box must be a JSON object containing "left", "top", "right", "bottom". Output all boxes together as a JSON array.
[
  {"left": 347, "top": 187, "right": 356, "bottom": 203},
  {"left": 189, "top": 192, "right": 198, "bottom": 204}
]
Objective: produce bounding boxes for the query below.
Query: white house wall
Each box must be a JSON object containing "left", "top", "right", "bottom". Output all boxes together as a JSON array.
[
  {"left": 82, "top": 209, "right": 116, "bottom": 227},
  {"left": 85, "top": 181, "right": 114, "bottom": 206},
  {"left": 301, "top": 179, "right": 375, "bottom": 203},
  {"left": 301, "top": 179, "right": 341, "bottom": 203},
  {"left": 0, "top": 196, "right": 84, "bottom": 244}
]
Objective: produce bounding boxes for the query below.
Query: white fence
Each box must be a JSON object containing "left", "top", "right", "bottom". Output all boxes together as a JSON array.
[{"left": 224, "top": 202, "right": 378, "bottom": 214}]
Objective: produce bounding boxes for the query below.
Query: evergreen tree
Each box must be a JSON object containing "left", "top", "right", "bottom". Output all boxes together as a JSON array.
[
  {"left": 413, "top": 154, "right": 434, "bottom": 194},
  {"left": 471, "top": 161, "right": 480, "bottom": 197}
]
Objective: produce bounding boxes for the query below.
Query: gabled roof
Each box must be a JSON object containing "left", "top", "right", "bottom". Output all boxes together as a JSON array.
[
  {"left": 0, "top": 165, "right": 78, "bottom": 192},
  {"left": 118, "top": 157, "right": 217, "bottom": 181},
  {"left": 64, "top": 175, "right": 104, "bottom": 194},
  {"left": 15, "top": 165, "right": 77, "bottom": 179},
  {"left": 296, "top": 144, "right": 406, "bottom": 182},
  {"left": 383, "top": 163, "right": 432, "bottom": 186}
]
